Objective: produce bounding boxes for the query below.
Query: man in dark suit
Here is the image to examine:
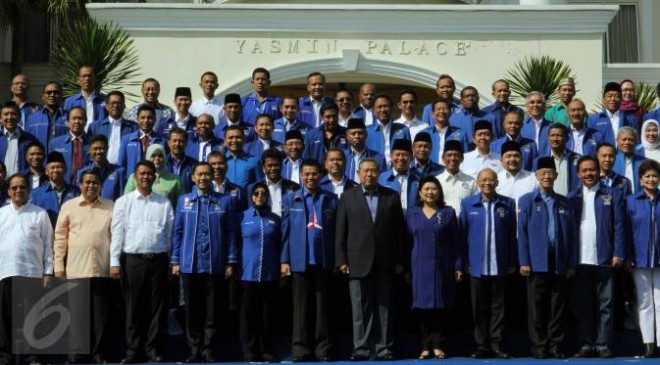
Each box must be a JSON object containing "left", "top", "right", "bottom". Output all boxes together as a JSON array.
[{"left": 335, "top": 157, "right": 406, "bottom": 361}]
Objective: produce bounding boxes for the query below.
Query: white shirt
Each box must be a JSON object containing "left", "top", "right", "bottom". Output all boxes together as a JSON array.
[
  {"left": 288, "top": 158, "right": 301, "bottom": 185},
  {"left": 395, "top": 171, "right": 409, "bottom": 210},
  {"left": 110, "top": 190, "right": 174, "bottom": 266},
  {"left": 496, "top": 169, "right": 537, "bottom": 207},
  {"left": 338, "top": 114, "right": 351, "bottom": 128},
  {"left": 462, "top": 149, "right": 503, "bottom": 179},
  {"left": 266, "top": 178, "right": 283, "bottom": 217},
  {"left": 107, "top": 117, "right": 123, "bottom": 165},
  {"left": 532, "top": 117, "right": 544, "bottom": 146},
  {"left": 435, "top": 125, "right": 448, "bottom": 164},
  {"left": 437, "top": 170, "right": 477, "bottom": 216},
  {"left": 328, "top": 175, "right": 347, "bottom": 198},
  {"left": 0, "top": 203, "right": 53, "bottom": 281},
  {"left": 482, "top": 199, "right": 498, "bottom": 276},
  {"left": 190, "top": 96, "right": 224, "bottom": 123},
  {"left": 552, "top": 151, "right": 569, "bottom": 196},
  {"left": 360, "top": 104, "right": 374, "bottom": 126},
  {"left": 30, "top": 173, "right": 42, "bottom": 189},
  {"left": 570, "top": 127, "right": 586, "bottom": 155},
  {"left": 625, "top": 156, "right": 635, "bottom": 193},
  {"left": 311, "top": 97, "right": 323, "bottom": 127},
  {"left": 85, "top": 94, "right": 94, "bottom": 131},
  {"left": 4, "top": 130, "right": 19, "bottom": 176},
  {"left": 380, "top": 121, "right": 393, "bottom": 164},
  {"left": 579, "top": 185, "right": 599, "bottom": 265},
  {"left": 606, "top": 109, "right": 621, "bottom": 139},
  {"left": 393, "top": 116, "right": 429, "bottom": 141},
  {"left": 259, "top": 138, "right": 271, "bottom": 151}
]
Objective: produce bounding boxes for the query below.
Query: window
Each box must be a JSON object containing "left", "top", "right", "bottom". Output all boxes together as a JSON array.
[{"left": 604, "top": 3, "right": 639, "bottom": 63}]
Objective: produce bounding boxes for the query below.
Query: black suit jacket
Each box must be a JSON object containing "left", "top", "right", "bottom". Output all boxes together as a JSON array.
[{"left": 335, "top": 184, "right": 406, "bottom": 278}]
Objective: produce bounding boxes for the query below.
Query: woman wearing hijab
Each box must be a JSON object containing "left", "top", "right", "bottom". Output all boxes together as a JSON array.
[
  {"left": 124, "top": 144, "right": 184, "bottom": 207},
  {"left": 639, "top": 119, "right": 660, "bottom": 162},
  {"left": 620, "top": 79, "right": 648, "bottom": 125}
]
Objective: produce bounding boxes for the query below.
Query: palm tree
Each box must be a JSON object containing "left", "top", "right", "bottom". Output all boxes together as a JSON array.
[
  {"left": 505, "top": 55, "right": 575, "bottom": 108},
  {"left": 50, "top": 17, "right": 141, "bottom": 99}
]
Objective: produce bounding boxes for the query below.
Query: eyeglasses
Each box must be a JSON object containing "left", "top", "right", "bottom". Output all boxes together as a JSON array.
[
  {"left": 253, "top": 191, "right": 268, "bottom": 197},
  {"left": 44, "top": 90, "right": 61, "bottom": 95}
]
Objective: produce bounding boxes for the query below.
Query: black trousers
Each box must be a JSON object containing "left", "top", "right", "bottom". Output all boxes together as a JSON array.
[
  {"left": 181, "top": 274, "right": 226, "bottom": 357},
  {"left": 572, "top": 264, "right": 615, "bottom": 349},
  {"left": 240, "top": 281, "right": 278, "bottom": 360},
  {"left": 0, "top": 277, "right": 14, "bottom": 360},
  {"left": 291, "top": 266, "right": 331, "bottom": 358},
  {"left": 414, "top": 309, "right": 446, "bottom": 351},
  {"left": 0, "top": 277, "right": 43, "bottom": 360},
  {"left": 527, "top": 272, "right": 567, "bottom": 351},
  {"left": 67, "top": 278, "right": 109, "bottom": 357},
  {"left": 121, "top": 253, "right": 169, "bottom": 358},
  {"left": 470, "top": 276, "right": 506, "bottom": 351}
]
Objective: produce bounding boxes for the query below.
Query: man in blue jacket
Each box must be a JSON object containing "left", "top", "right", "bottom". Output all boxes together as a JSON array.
[
  {"left": 568, "top": 156, "right": 624, "bottom": 358},
  {"left": 77, "top": 134, "right": 125, "bottom": 201},
  {"left": 302, "top": 103, "right": 348, "bottom": 165},
  {"left": 544, "top": 123, "right": 581, "bottom": 196},
  {"left": 63, "top": 65, "right": 107, "bottom": 125},
  {"left": 521, "top": 92, "right": 551, "bottom": 156},
  {"left": 459, "top": 168, "right": 517, "bottom": 359},
  {"left": 379, "top": 139, "right": 419, "bottom": 213},
  {"left": 491, "top": 111, "right": 538, "bottom": 171},
  {"left": 366, "top": 94, "right": 410, "bottom": 165},
  {"left": 48, "top": 107, "right": 89, "bottom": 185},
  {"left": 30, "top": 151, "right": 80, "bottom": 227},
  {"left": 422, "top": 99, "right": 470, "bottom": 165},
  {"left": 87, "top": 91, "right": 137, "bottom": 166},
  {"left": 118, "top": 104, "right": 165, "bottom": 175},
  {"left": 25, "top": 81, "right": 68, "bottom": 150},
  {"left": 1, "top": 101, "right": 41, "bottom": 177},
  {"left": 566, "top": 99, "right": 603, "bottom": 157},
  {"left": 518, "top": 156, "right": 578, "bottom": 359},
  {"left": 298, "top": 72, "right": 334, "bottom": 128},
  {"left": 613, "top": 126, "right": 644, "bottom": 193},
  {"left": 171, "top": 162, "right": 238, "bottom": 363},
  {"left": 588, "top": 82, "right": 638, "bottom": 146},
  {"left": 165, "top": 128, "right": 196, "bottom": 193},
  {"left": 241, "top": 67, "right": 282, "bottom": 125},
  {"left": 344, "top": 118, "right": 386, "bottom": 182},
  {"left": 280, "top": 159, "right": 337, "bottom": 362}
]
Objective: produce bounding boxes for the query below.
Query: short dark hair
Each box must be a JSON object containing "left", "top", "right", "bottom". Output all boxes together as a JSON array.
[
  {"left": 255, "top": 113, "right": 274, "bottom": 125},
  {"left": 68, "top": 106, "right": 87, "bottom": 120},
  {"left": 7, "top": 173, "right": 29, "bottom": 191},
  {"left": 548, "top": 123, "right": 568, "bottom": 136},
  {"left": 640, "top": 159, "right": 660, "bottom": 178},
  {"left": 42, "top": 81, "right": 62, "bottom": 94},
  {"left": 89, "top": 134, "right": 108, "bottom": 147},
  {"left": 432, "top": 98, "right": 451, "bottom": 111},
  {"left": 107, "top": 90, "right": 125, "bottom": 102},
  {"left": 24, "top": 142, "right": 44, "bottom": 155},
  {"left": 460, "top": 86, "right": 478, "bottom": 98},
  {"left": 307, "top": 72, "right": 325, "bottom": 82},
  {"left": 137, "top": 104, "right": 156, "bottom": 117},
  {"left": 436, "top": 74, "right": 455, "bottom": 88},
  {"left": 193, "top": 162, "right": 212, "bottom": 174},
  {"left": 141, "top": 78, "right": 160, "bottom": 88},
  {"left": 373, "top": 93, "right": 393, "bottom": 107},
  {"left": 300, "top": 159, "right": 322, "bottom": 172},
  {"left": 1, "top": 100, "right": 20, "bottom": 114},
  {"left": 80, "top": 168, "right": 102, "bottom": 184},
  {"left": 576, "top": 155, "right": 599, "bottom": 173},
  {"left": 281, "top": 94, "right": 298, "bottom": 104},
  {"left": 168, "top": 128, "right": 189, "bottom": 141},
  {"left": 399, "top": 88, "right": 417, "bottom": 100},
  {"left": 596, "top": 142, "right": 616, "bottom": 155},
  {"left": 252, "top": 67, "right": 270, "bottom": 79},
  {"left": 416, "top": 175, "right": 445, "bottom": 207},
  {"left": 325, "top": 147, "right": 346, "bottom": 162},
  {"left": 200, "top": 71, "right": 217, "bottom": 81},
  {"left": 207, "top": 150, "right": 226, "bottom": 161},
  {"left": 320, "top": 102, "right": 338, "bottom": 116},
  {"left": 261, "top": 148, "right": 283, "bottom": 165},
  {"left": 225, "top": 125, "right": 245, "bottom": 136},
  {"left": 134, "top": 160, "right": 156, "bottom": 174}
]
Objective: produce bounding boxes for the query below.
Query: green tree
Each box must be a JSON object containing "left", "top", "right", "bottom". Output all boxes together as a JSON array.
[{"left": 505, "top": 55, "right": 575, "bottom": 108}]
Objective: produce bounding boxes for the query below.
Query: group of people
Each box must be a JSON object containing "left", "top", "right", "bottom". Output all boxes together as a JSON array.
[{"left": 1, "top": 64, "right": 660, "bottom": 364}]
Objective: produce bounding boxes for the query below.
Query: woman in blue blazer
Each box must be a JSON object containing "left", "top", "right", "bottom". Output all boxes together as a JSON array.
[
  {"left": 239, "top": 182, "right": 282, "bottom": 362},
  {"left": 405, "top": 175, "right": 461, "bottom": 359},
  {"left": 625, "top": 159, "right": 660, "bottom": 358}
]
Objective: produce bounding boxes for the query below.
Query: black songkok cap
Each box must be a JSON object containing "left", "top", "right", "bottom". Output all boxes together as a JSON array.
[
  {"left": 443, "top": 140, "right": 463, "bottom": 154},
  {"left": 501, "top": 140, "right": 521, "bottom": 155},
  {"left": 473, "top": 120, "right": 492, "bottom": 134},
  {"left": 414, "top": 132, "right": 432, "bottom": 144},
  {"left": 224, "top": 93, "right": 241, "bottom": 104},
  {"left": 391, "top": 138, "right": 412, "bottom": 152},
  {"left": 534, "top": 156, "right": 556, "bottom": 171},
  {"left": 604, "top": 82, "right": 622, "bottom": 94},
  {"left": 47, "top": 151, "right": 66, "bottom": 165},
  {"left": 346, "top": 118, "right": 366, "bottom": 130},
  {"left": 174, "top": 87, "right": 191, "bottom": 98},
  {"left": 285, "top": 130, "right": 303, "bottom": 141}
]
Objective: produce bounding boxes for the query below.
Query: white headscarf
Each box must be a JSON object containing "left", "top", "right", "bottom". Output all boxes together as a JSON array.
[{"left": 642, "top": 119, "right": 660, "bottom": 151}]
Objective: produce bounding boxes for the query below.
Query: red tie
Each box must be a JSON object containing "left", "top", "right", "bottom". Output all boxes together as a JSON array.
[
  {"left": 141, "top": 134, "right": 151, "bottom": 158},
  {"left": 72, "top": 138, "right": 83, "bottom": 185}
]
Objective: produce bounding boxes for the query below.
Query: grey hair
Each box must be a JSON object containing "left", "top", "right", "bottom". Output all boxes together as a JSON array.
[
  {"left": 616, "top": 126, "right": 637, "bottom": 142},
  {"left": 525, "top": 91, "right": 546, "bottom": 103}
]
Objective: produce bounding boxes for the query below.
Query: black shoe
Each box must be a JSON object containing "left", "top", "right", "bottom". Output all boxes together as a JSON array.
[
  {"left": 549, "top": 348, "right": 566, "bottom": 359},
  {"left": 201, "top": 352, "right": 216, "bottom": 363},
  {"left": 471, "top": 349, "right": 491, "bottom": 359},
  {"left": 574, "top": 347, "right": 596, "bottom": 358},
  {"left": 262, "top": 353, "right": 279, "bottom": 363},
  {"left": 148, "top": 353, "right": 164, "bottom": 363},
  {"left": 645, "top": 343, "right": 657, "bottom": 358},
  {"left": 66, "top": 355, "right": 84, "bottom": 364},
  {"left": 597, "top": 348, "right": 613, "bottom": 358},
  {"left": 92, "top": 354, "right": 106, "bottom": 364},
  {"left": 418, "top": 352, "right": 433, "bottom": 360},
  {"left": 492, "top": 349, "right": 510, "bottom": 359},
  {"left": 24, "top": 355, "right": 41, "bottom": 365},
  {"left": 375, "top": 353, "right": 394, "bottom": 361},
  {"left": 317, "top": 355, "right": 332, "bottom": 362},
  {"left": 293, "top": 354, "right": 313, "bottom": 362},
  {"left": 185, "top": 354, "right": 201, "bottom": 363},
  {"left": 120, "top": 356, "right": 141, "bottom": 364},
  {"left": 349, "top": 353, "right": 369, "bottom": 361},
  {"left": 532, "top": 349, "right": 548, "bottom": 359}
]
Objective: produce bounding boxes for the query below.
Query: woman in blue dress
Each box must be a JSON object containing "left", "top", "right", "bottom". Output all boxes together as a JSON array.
[
  {"left": 239, "top": 182, "right": 282, "bottom": 362},
  {"left": 405, "top": 175, "right": 462, "bottom": 359}
]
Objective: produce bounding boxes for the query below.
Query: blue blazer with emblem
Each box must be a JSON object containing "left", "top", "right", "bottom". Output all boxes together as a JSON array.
[
  {"left": 225, "top": 151, "right": 262, "bottom": 188},
  {"left": 171, "top": 188, "right": 238, "bottom": 274},
  {"left": 566, "top": 127, "right": 603, "bottom": 157},
  {"left": 378, "top": 169, "right": 420, "bottom": 212},
  {"left": 421, "top": 100, "right": 462, "bottom": 125},
  {"left": 241, "top": 93, "right": 282, "bottom": 126},
  {"left": 154, "top": 114, "right": 196, "bottom": 136},
  {"left": 587, "top": 110, "right": 638, "bottom": 146},
  {"left": 184, "top": 134, "right": 224, "bottom": 162},
  {"left": 344, "top": 148, "right": 387, "bottom": 181},
  {"left": 366, "top": 122, "right": 410, "bottom": 157},
  {"left": 87, "top": 117, "right": 137, "bottom": 140},
  {"left": 302, "top": 126, "right": 349, "bottom": 164},
  {"left": 164, "top": 154, "right": 197, "bottom": 194},
  {"left": 517, "top": 189, "right": 578, "bottom": 274},
  {"left": 613, "top": 151, "right": 644, "bottom": 193},
  {"left": 0, "top": 128, "right": 41, "bottom": 173},
  {"left": 281, "top": 189, "right": 338, "bottom": 272},
  {"left": 118, "top": 130, "right": 165, "bottom": 174},
  {"left": 481, "top": 102, "right": 524, "bottom": 139},
  {"left": 411, "top": 159, "right": 445, "bottom": 177},
  {"left": 568, "top": 183, "right": 625, "bottom": 264},
  {"left": 76, "top": 162, "right": 125, "bottom": 201},
  {"left": 214, "top": 119, "right": 255, "bottom": 142},
  {"left": 242, "top": 139, "right": 283, "bottom": 159},
  {"left": 272, "top": 118, "right": 309, "bottom": 143},
  {"left": 30, "top": 182, "right": 80, "bottom": 228},
  {"left": 48, "top": 133, "right": 90, "bottom": 184},
  {"left": 521, "top": 117, "right": 551, "bottom": 156},
  {"left": 297, "top": 96, "right": 334, "bottom": 128},
  {"left": 541, "top": 149, "right": 581, "bottom": 194},
  {"left": 625, "top": 190, "right": 660, "bottom": 267},
  {"left": 449, "top": 109, "right": 499, "bottom": 142},
  {"left": 24, "top": 107, "right": 69, "bottom": 150},
  {"left": 63, "top": 91, "right": 107, "bottom": 124},
  {"left": 239, "top": 206, "right": 282, "bottom": 282},
  {"left": 643, "top": 108, "right": 660, "bottom": 122},
  {"left": 422, "top": 125, "right": 470, "bottom": 164},
  {"left": 459, "top": 193, "right": 517, "bottom": 278},
  {"left": 491, "top": 135, "right": 538, "bottom": 172}
]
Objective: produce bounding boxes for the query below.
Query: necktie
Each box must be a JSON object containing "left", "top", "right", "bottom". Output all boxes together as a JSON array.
[
  {"left": 72, "top": 138, "right": 83, "bottom": 185},
  {"left": 141, "top": 135, "right": 151, "bottom": 158}
]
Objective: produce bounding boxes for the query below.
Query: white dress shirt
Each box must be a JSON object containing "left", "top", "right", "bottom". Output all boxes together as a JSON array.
[
  {"left": 107, "top": 116, "right": 123, "bottom": 165},
  {"left": 288, "top": 158, "right": 302, "bottom": 185},
  {"left": 0, "top": 203, "right": 53, "bottom": 280},
  {"left": 532, "top": 117, "right": 544, "bottom": 146},
  {"left": 606, "top": 109, "right": 621, "bottom": 140},
  {"left": 579, "top": 185, "right": 599, "bottom": 265},
  {"left": 190, "top": 96, "right": 224, "bottom": 123},
  {"left": 436, "top": 170, "right": 477, "bottom": 216},
  {"left": 380, "top": 121, "right": 393, "bottom": 164},
  {"left": 393, "top": 116, "right": 429, "bottom": 141},
  {"left": 30, "top": 173, "right": 42, "bottom": 189},
  {"left": 266, "top": 178, "right": 283, "bottom": 217},
  {"left": 85, "top": 94, "right": 94, "bottom": 131},
  {"left": 496, "top": 169, "right": 537, "bottom": 207},
  {"left": 435, "top": 125, "right": 448, "bottom": 164},
  {"left": 625, "top": 156, "right": 635, "bottom": 193},
  {"left": 110, "top": 190, "right": 174, "bottom": 266},
  {"left": 570, "top": 127, "right": 586, "bottom": 155},
  {"left": 462, "top": 149, "right": 503, "bottom": 179},
  {"left": 360, "top": 104, "right": 374, "bottom": 126},
  {"left": 395, "top": 171, "right": 409, "bottom": 210},
  {"left": 328, "top": 175, "right": 347, "bottom": 198},
  {"left": 552, "top": 151, "right": 569, "bottom": 196},
  {"left": 482, "top": 199, "right": 498, "bottom": 276},
  {"left": 4, "top": 131, "right": 19, "bottom": 176}
]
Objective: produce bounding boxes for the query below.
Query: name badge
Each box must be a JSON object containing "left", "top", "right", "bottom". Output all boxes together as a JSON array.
[{"left": 497, "top": 207, "right": 507, "bottom": 218}]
